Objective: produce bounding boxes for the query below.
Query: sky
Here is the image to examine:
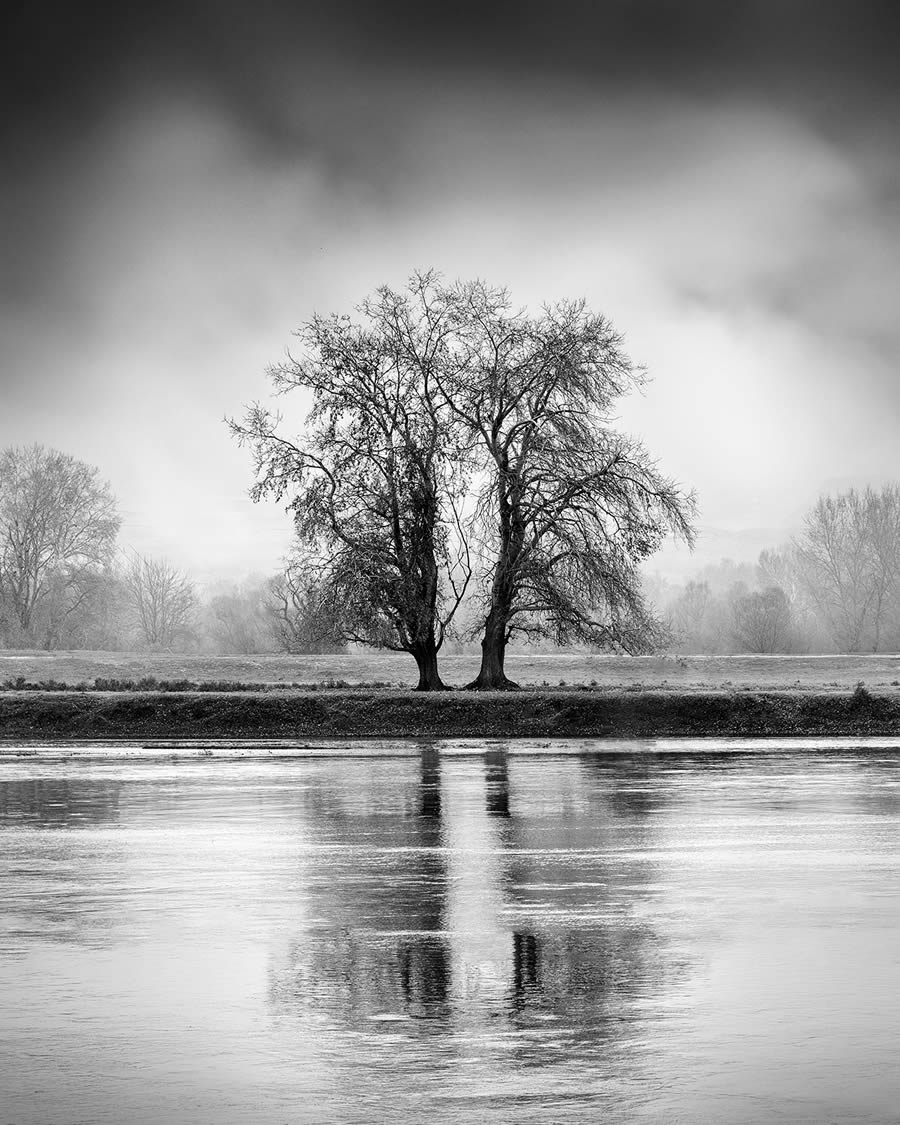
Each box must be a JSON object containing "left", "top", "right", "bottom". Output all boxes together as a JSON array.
[{"left": 4, "top": 0, "right": 900, "bottom": 585}]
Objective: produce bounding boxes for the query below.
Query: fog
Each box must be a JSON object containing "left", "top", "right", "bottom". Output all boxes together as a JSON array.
[{"left": 3, "top": 2, "right": 900, "bottom": 583}]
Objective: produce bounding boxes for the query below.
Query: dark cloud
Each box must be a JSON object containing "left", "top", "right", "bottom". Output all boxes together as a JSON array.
[
  {"left": 6, "top": 1, "right": 900, "bottom": 146},
  {"left": 7, "top": 0, "right": 900, "bottom": 271}
]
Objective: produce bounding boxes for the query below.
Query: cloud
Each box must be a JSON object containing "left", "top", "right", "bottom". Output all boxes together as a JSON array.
[{"left": 3, "top": 3, "right": 900, "bottom": 579}]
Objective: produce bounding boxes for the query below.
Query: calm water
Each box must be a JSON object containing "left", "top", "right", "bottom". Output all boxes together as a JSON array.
[{"left": 1, "top": 744, "right": 899, "bottom": 1124}]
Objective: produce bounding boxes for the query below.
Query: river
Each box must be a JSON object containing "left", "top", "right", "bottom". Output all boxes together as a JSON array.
[{"left": 1, "top": 742, "right": 899, "bottom": 1123}]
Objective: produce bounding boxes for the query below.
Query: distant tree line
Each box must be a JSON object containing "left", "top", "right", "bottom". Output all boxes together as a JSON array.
[
  {"left": 650, "top": 484, "right": 900, "bottom": 654},
  {"left": 0, "top": 444, "right": 346, "bottom": 654},
  {"left": 6, "top": 457, "right": 899, "bottom": 663}
]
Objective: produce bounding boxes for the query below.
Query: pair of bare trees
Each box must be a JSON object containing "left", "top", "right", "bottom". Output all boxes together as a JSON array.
[{"left": 231, "top": 273, "right": 696, "bottom": 689}]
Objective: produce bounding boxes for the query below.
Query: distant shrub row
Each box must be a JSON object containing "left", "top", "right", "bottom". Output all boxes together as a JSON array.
[
  {"left": 0, "top": 675, "right": 401, "bottom": 693},
  {"left": 1, "top": 676, "right": 638, "bottom": 694}
]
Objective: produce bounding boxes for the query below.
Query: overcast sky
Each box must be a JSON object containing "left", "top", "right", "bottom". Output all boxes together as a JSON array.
[{"left": 4, "top": 1, "right": 900, "bottom": 584}]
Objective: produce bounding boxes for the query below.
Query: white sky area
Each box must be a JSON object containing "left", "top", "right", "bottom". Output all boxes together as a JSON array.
[{"left": 4, "top": 79, "right": 899, "bottom": 585}]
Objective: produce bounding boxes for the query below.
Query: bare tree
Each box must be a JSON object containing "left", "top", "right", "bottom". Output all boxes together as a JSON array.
[
  {"left": 205, "top": 579, "right": 273, "bottom": 654},
  {"left": 731, "top": 585, "right": 793, "bottom": 653},
  {"left": 230, "top": 274, "right": 471, "bottom": 689},
  {"left": 794, "top": 492, "right": 872, "bottom": 651},
  {"left": 434, "top": 281, "right": 695, "bottom": 688},
  {"left": 793, "top": 486, "right": 900, "bottom": 652},
  {"left": 264, "top": 558, "right": 346, "bottom": 654},
  {"left": 757, "top": 545, "right": 821, "bottom": 652},
  {"left": 0, "top": 445, "right": 120, "bottom": 643},
  {"left": 125, "top": 553, "right": 196, "bottom": 650},
  {"left": 40, "top": 565, "right": 128, "bottom": 651},
  {"left": 861, "top": 484, "right": 900, "bottom": 650},
  {"left": 668, "top": 580, "right": 718, "bottom": 652}
]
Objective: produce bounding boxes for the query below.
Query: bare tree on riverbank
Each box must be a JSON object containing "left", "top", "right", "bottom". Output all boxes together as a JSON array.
[
  {"left": 230, "top": 274, "right": 472, "bottom": 689},
  {"left": 435, "top": 281, "right": 695, "bottom": 689}
]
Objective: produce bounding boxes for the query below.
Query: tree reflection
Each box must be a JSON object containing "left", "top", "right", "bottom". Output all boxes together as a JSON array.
[
  {"left": 512, "top": 931, "right": 539, "bottom": 1007},
  {"left": 270, "top": 753, "right": 451, "bottom": 1025},
  {"left": 493, "top": 755, "right": 691, "bottom": 1067},
  {"left": 419, "top": 744, "right": 442, "bottom": 822},
  {"left": 397, "top": 935, "right": 450, "bottom": 1016},
  {"left": 485, "top": 748, "right": 510, "bottom": 818},
  {"left": 269, "top": 752, "right": 691, "bottom": 1063}
]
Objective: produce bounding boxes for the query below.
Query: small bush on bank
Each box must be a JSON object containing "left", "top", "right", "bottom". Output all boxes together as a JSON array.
[{"left": 850, "top": 681, "right": 876, "bottom": 712}]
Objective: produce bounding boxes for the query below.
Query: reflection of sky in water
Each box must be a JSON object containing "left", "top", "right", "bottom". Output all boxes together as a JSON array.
[{"left": 1, "top": 750, "right": 899, "bottom": 1123}]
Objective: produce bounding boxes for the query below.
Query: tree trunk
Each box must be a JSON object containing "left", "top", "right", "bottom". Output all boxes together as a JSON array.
[
  {"left": 468, "top": 486, "right": 521, "bottom": 690},
  {"left": 17, "top": 600, "right": 32, "bottom": 636},
  {"left": 410, "top": 637, "right": 448, "bottom": 691},
  {"left": 466, "top": 610, "right": 519, "bottom": 690}
]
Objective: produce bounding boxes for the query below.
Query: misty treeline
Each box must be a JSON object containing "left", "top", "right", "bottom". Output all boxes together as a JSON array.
[
  {"left": 230, "top": 272, "right": 695, "bottom": 689},
  {"left": 0, "top": 444, "right": 344, "bottom": 654},
  {"left": 650, "top": 484, "right": 900, "bottom": 654}
]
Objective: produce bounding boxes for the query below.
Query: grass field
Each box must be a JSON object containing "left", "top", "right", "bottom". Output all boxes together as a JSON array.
[{"left": 2, "top": 649, "right": 900, "bottom": 692}]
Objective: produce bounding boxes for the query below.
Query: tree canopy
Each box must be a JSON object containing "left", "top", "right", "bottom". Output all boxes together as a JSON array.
[
  {"left": 229, "top": 275, "right": 472, "bottom": 688},
  {"left": 232, "top": 273, "right": 695, "bottom": 687},
  {"left": 432, "top": 279, "right": 696, "bottom": 687}
]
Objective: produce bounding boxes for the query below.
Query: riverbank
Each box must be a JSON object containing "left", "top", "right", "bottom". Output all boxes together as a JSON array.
[{"left": 1, "top": 686, "right": 899, "bottom": 741}]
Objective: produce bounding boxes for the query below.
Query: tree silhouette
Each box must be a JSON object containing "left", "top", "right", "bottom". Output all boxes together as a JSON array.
[
  {"left": 435, "top": 280, "right": 695, "bottom": 689},
  {"left": 230, "top": 275, "right": 471, "bottom": 689}
]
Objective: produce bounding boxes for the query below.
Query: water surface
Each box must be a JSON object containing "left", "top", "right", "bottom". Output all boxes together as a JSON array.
[{"left": 1, "top": 744, "right": 899, "bottom": 1123}]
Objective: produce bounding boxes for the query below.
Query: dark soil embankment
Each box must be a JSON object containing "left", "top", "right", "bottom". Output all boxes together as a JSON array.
[{"left": 1, "top": 686, "right": 899, "bottom": 741}]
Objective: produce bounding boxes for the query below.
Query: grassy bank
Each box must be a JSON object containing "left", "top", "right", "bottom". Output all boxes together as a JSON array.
[{"left": 1, "top": 685, "right": 899, "bottom": 741}]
